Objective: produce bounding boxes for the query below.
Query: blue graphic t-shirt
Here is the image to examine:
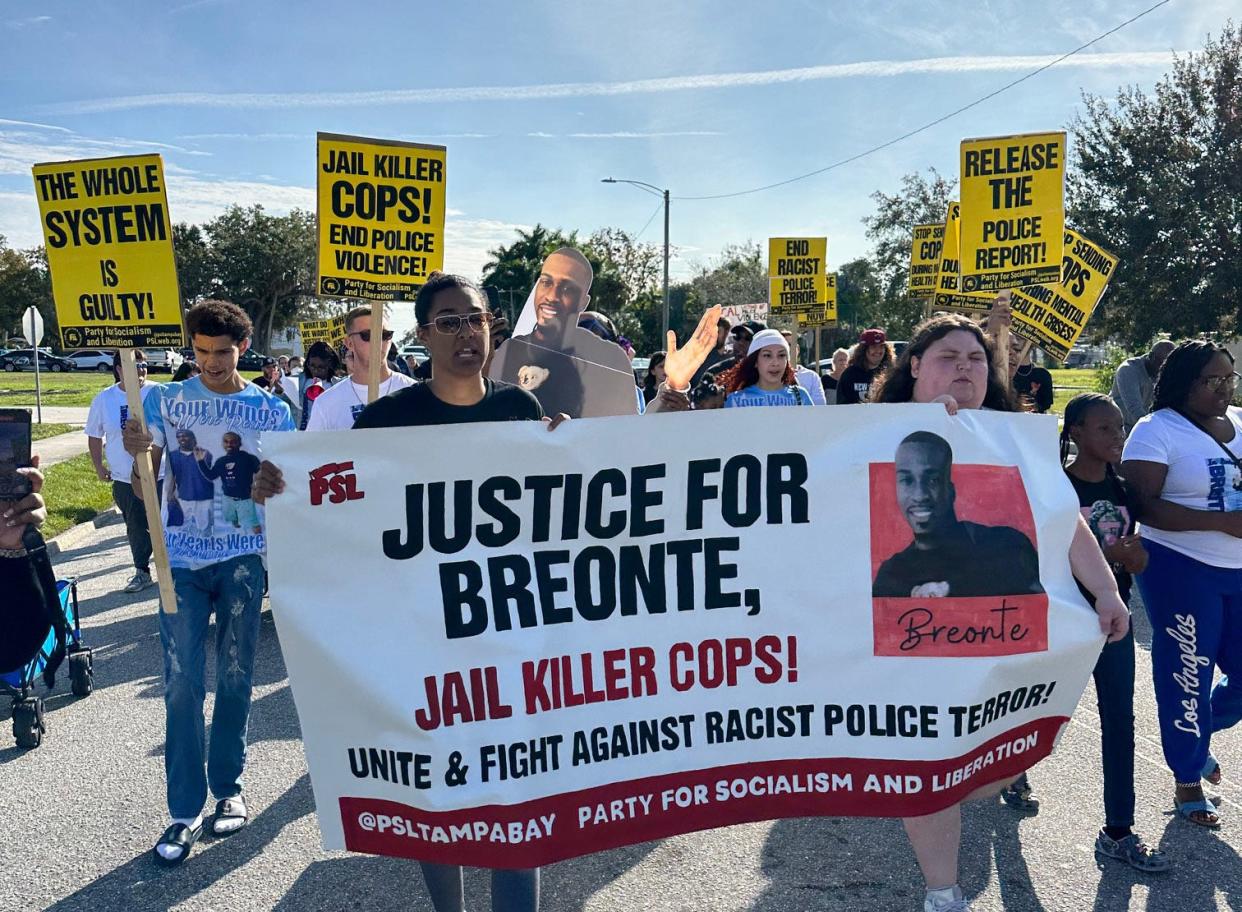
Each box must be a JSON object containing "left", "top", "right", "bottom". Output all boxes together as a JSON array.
[
  {"left": 144, "top": 377, "right": 295, "bottom": 569},
  {"left": 724, "top": 385, "right": 811, "bottom": 408}
]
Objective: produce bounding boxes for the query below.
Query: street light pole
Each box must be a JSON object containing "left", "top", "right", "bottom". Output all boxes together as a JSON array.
[{"left": 602, "top": 177, "right": 671, "bottom": 338}]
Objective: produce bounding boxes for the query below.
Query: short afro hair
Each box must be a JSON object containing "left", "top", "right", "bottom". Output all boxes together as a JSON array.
[{"left": 185, "top": 299, "right": 252, "bottom": 344}]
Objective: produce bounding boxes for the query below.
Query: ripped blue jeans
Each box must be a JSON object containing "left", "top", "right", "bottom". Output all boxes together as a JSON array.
[{"left": 161, "top": 554, "right": 265, "bottom": 820}]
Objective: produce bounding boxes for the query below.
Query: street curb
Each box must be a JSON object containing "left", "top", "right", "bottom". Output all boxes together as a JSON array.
[{"left": 47, "top": 506, "right": 122, "bottom": 559}]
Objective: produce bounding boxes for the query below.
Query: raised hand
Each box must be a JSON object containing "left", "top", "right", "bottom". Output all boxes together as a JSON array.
[{"left": 663, "top": 305, "right": 723, "bottom": 392}]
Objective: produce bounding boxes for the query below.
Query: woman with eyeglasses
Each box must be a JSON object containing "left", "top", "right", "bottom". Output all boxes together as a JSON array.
[
  {"left": 1121, "top": 340, "right": 1242, "bottom": 829},
  {"left": 253, "top": 273, "right": 566, "bottom": 912}
]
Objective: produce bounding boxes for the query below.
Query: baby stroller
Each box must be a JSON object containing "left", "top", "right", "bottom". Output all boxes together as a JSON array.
[{"left": 0, "top": 529, "right": 93, "bottom": 749}]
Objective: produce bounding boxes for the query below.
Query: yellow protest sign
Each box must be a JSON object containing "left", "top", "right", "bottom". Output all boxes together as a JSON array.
[
  {"left": 796, "top": 272, "right": 838, "bottom": 328},
  {"left": 959, "top": 131, "right": 1065, "bottom": 293},
  {"left": 1010, "top": 229, "right": 1117, "bottom": 363},
  {"left": 317, "top": 133, "right": 446, "bottom": 301},
  {"left": 933, "top": 202, "right": 993, "bottom": 317},
  {"left": 768, "top": 237, "right": 827, "bottom": 315},
  {"left": 908, "top": 223, "right": 943, "bottom": 297},
  {"left": 32, "top": 154, "right": 183, "bottom": 349},
  {"left": 298, "top": 314, "right": 347, "bottom": 349}
]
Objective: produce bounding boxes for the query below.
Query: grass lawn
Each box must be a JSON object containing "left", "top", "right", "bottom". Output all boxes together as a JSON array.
[
  {"left": 0, "top": 370, "right": 116, "bottom": 407},
  {"left": 40, "top": 452, "right": 114, "bottom": 539},
  {"left": 1048, "top": 368, "right": 1100, "bottom": 416},
  {"left": 31, "top": 422, "right": 76, "bottom": 441}
]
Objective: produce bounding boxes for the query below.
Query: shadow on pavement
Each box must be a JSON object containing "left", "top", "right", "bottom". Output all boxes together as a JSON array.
[{"left": 44, "top": 773, "right": 316, "bottom": 912}]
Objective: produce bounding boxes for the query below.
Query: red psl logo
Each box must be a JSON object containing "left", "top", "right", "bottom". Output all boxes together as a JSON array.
[{"left": 309, "top": 461, "right": 365, "bottom": 506}]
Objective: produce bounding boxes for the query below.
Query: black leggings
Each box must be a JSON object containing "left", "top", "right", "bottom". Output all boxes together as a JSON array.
[{"left": 419, "top": 862, "right": 539, "bottom": 912}]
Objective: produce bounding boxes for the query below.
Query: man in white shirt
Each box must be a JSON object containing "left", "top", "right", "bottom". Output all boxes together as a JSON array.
[
  {"left": 781, "top": 331, "right": 826, "bottom": 406},
  {"left": 305, "top": 305, "right": 416, "bottom": 430},
  {"left": 85, "top": 350, "right": 164, "bottom": 593}
]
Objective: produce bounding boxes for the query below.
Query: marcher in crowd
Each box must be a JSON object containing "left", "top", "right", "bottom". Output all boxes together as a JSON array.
[
  {"left": 1112, "top": 340, "right": 1177, "bottom": 433},
  {"left": 690, "top": 375, "right": 726, "bottom": 410},
  {"left": 837, "top": 328, "right": 893, "bottom": 403},
  {"left": 171, "top": 361, "right": 200, "bottom": 382},
  {"left": 122, "top": 300, "right": 295, "bottom": 867},
  {"left": 305, "top": 306, "right": 417, "bottom": 431},
  {"left": 872, "top": 313, "right": 1129, "bottom": 912},
  {"left": 705, "top": 320, "right": 763, "bottom": 377},
  {"left": 780, "top": 330, "right": 827, "bottom": 405},
  {"left": 85, "top": 349, "right": 163, "bottom": 593},
  {"left": 641, "top": 352, "right": 668, "bottom": 405},
  {"left": 252, "top": 273, "right": 562, "bottom": 912},
  {"left": 1121, "top": 340, "right": 1242, "bottom": 828},
  {"left": 1011, "top": 338, "right": 1054, "bottom": 414},
  {"left": 293, "top": 341, "right": 341, "bottom": 430},
  {"left": 821, "top": 346, "right": 850, "bottom": 404},
  {"left": 692, "top": 315, "right": 733, "bottom": 387},
  {"left": 1060, "top": 392, "right": 1170, "bottom": 871},
  {"left": 721, "top": 330, "right": 813, "bottom": 408}
]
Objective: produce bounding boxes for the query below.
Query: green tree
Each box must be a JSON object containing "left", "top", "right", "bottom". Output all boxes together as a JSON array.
[
  {"left": 202, "top": 205, "right": 316, "bottom": 352},
  {"left": 0, "top": 238, "right": 55, "bottom": 347},
  {"left": 172, "top": 222, "right": 218, "bottom": 308},
  {"left": 862, "top": 168, "right": 957, "bottom": 338},
  {"left": 830, "top": 257, "right": 883, "bottom": 345},
  {"left": 1068, "top": 22, "right": 1242, "bottom": 346}
]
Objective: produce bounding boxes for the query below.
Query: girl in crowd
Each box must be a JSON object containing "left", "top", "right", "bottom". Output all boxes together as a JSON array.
[
  {"left": 836, "top": 328, "right": 893, "bottom": 403},
  {"left": 642, "top": 351, "right": 668, "bottom": 405},
  {"left": 254, "top": 273, "right": 565, "bottom": 912},
  {"left": 171, "top": 361, "right": 201, "bottom": 383},
  {"left": 872, "top": 314, "right": 1129, "bottom": 912},
  {"left": 720, "top": 330, "right": 813, "bottom": 408},
  {"left": 1121, "top": 340, "right": 1242, "bottom": 828},
  {"left": 690, "top": 374, "right": 725, "bottom": 410},
  {"left": 1061, "top": 393, "right": 1169, "bottom": 870}
]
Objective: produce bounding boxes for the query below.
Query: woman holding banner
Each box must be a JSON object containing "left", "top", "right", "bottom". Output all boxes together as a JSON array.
[
  {"left": 1122, "top": 341, "right": 1242, "bottom": 829},
  {"left": 872, "top": 313, "right": 1130, "bottom": 912}
]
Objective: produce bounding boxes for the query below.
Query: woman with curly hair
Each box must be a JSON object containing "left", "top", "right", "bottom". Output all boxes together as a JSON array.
[{"left": 719, "top": 330, "right": 812, "bottom": 408}]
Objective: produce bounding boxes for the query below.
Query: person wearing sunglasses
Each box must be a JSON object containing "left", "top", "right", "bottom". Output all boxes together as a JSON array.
[
  {"left": 251, "top": 272, "right": 565, "bottom": 912},
  {"left": 1122, "top": 341, "right": 1242, "bottom": 829},
  {"left": 304, "top": 306, "right": 416, "bottom": 431}
]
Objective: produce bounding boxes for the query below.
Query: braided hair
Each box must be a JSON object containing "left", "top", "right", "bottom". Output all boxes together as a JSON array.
[{"left": 1060, "top": 392, "right": 1117, "bottom": 469}]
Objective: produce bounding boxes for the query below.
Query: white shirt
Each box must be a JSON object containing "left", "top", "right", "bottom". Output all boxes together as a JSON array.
[
  {"left": 305, "top": 373, "right": 417, "bottom": 431},
  {"left": 1122, "top": 406, "right": 1242, "bottom": 568},
  {"left": 84, "top": 382, "right": 165, "bottom": 482},
  {"left": 793, "top": 366, "right": 826, "bottom": 406}
]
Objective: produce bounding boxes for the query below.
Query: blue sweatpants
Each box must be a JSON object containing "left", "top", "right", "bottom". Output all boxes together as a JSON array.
[{"left": 1135, "top": 540, "right": 1242, "bottom": 782}]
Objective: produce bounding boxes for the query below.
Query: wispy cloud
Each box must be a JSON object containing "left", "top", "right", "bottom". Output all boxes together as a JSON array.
[
  {"left": 41, "top": 51, "right": 1180, "bottom": 114},
  {"left": 529, "top": 130, "right": 724, "bottom": 139},
  {"left": 176, "top": 131, "right": 496, "bottom": 143},
  {"left": 6, "top": 15, "right": 51, "bottom": 29}
]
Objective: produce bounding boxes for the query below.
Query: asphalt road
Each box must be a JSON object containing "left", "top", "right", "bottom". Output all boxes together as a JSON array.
[{"left": 1, "top": 517, "right": 1238, "bottom": 912}]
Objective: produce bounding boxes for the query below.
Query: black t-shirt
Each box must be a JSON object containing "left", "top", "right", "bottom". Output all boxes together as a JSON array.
[
  {"left": 412, "top": 359, "right": 433, "bottom": 381},
  {"left": 873, "top": 521, "right": 1044, "bottom": 598},
  {"left": 352, "top": 378, "right": 543, "bottom": 428},
  {"left": 822, "top": 374, "right": 839, "bottom": 393},
  {"left": 1013, "top": 365, "right": 1054, "bottom": 413},
  {"left": 836, "top": 364, "right": 878, "bottom": 404},
  {"left": 1067, "top": 470, "right": 1134, "bottom": 606}
]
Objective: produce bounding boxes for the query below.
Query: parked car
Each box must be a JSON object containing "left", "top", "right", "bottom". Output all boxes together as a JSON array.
[
  {"left": 0, "top": 350, "right": 76, "bottom": 372},
  {"left": 140, "top": 348, "right": 184, "bottom": 373},
  {"left": 66, "top": 349, "right": 117, "bottom": 372},
  {"left": 399, "top": 344, "right": 430, "bottom": 363},
  {"left": 237, "top": 349, "right": 269, "bottom": 371}
]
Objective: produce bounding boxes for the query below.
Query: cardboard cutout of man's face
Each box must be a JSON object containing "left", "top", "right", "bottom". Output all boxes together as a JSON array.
[
  {"left": 533, "top": 252, "right": 592, "bottom": 332},
  {"left": 895, "top": 441, "right": 955, "bottom": 538}
]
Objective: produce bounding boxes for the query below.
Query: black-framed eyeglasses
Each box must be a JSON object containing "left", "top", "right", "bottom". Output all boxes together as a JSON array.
[
  {"left": 1201, "top": 372, "right": 1241, "bottom": 391},
  {"left": 423, "top": 312, "right": 493, "bottom": 335},
  {"left": 348, "top": 329, "right": 394, "bottom": 343}
]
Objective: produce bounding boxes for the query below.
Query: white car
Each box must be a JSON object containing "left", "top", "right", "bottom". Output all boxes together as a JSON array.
[
  {"left": 66, "top": 349, "right": 116, "bottom": 372},
  {"left": 141, "top": 348, "right": 184, "bottom": 373}
]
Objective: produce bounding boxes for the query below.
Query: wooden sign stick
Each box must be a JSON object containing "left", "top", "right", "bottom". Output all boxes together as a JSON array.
[{"left": 118, "top": 348, "right": 177, "bottom": 614}]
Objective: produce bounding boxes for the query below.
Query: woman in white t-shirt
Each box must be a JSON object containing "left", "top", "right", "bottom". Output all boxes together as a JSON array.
[{"left": 1122, "top": 340, "right": 1242, "bottom": 829}]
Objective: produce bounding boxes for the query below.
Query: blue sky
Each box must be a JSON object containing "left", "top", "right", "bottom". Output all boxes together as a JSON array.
[{"left": 0, "top": 0, "right": 1232, "bottom": 289}]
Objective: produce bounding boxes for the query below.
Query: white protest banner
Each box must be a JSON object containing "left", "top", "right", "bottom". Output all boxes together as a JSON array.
[
  {"left": 265, "top": 407, "right": 1103, "bottom": 867},
  {"left": 720, "top": 302, "right": 769, "bottom": 326}
]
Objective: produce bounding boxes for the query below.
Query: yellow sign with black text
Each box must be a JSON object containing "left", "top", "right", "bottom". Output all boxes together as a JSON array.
[
  {"left": 908, "top": 223, "right": 943, "bottom": 297},
  {"left": 796, "top": 273, "right": 838, "bottom": 328},
  {"left": 298, "top": 314, "right": 348, "bottom": 350},
  {"left": 1010, "top": 230, "right": 1117, "bottom": 363},
  {"left": 316, "top": 133, "right": 447, "bottom": 301},
  {"left": 768, "top": 237, "right": 828, "bottom": 315},
  {"left": 959, "top": 131, "right": 1065, "bottom": 293},
  {"left": 933, "top": 202, "right": 993, "bottom": 317},
  {"left": 32, "top": 154, "right": 183, "bottom": 349}
]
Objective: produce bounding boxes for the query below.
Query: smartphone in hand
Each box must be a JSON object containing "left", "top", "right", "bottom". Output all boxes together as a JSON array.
[{"left": 0, "top": 408, "right": 33, "bottom": 500}]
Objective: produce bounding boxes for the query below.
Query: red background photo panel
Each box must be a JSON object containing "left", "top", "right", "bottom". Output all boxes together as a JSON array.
[{"left": 869, "top": 462, "right": 1049, "bottom": 658}]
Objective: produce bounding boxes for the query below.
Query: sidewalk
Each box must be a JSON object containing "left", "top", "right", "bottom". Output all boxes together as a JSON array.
[{"left": 35, "top": 429, "right": 90, "bottom": 468}]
